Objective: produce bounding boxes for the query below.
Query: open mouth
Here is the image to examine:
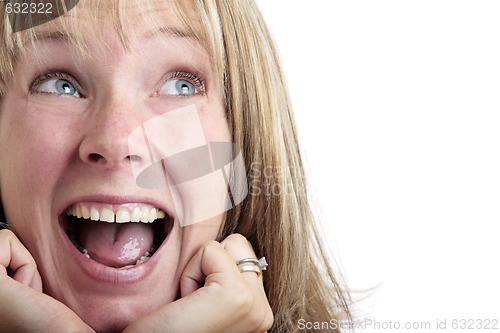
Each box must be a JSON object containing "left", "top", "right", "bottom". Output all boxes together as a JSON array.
[{"left": 60, "top": 202, "right": 174, "bottom": 269}]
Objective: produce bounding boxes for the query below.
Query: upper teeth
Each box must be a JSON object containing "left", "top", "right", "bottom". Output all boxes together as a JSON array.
[{"left": 66, "top": 203, "right": 166, "bottom": 223}]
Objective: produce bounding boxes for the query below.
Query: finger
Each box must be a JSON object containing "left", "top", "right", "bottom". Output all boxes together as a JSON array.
[
  {"left": 0, "top": 274, "right": 95, "bottom": 332},
  {"left": 220, "top": 234, "right": 273, "bottom": 330},
  {"left": 125, "top": 241, "right": 258, "bottom": 333},
  {"left": 219, "top": 234, "right": 258, "bottom": 263},
  {"left": 220, "top": 234, "right": 266, "bottom": 291},
  {"left": 180, "top": 240, "right": 240, "bottom": 297},
  {"left": 0, "top": 229, "right": 42, "bottom": 290}
]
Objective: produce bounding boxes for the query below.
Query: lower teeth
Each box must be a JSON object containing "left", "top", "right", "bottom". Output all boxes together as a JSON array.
[
  {"left": 116, "top": 254, "right": 151, "bottom": 270},
  {"left": 82, "top": 248, "right": 90, "bottom": 259},
  {"left": 114, "top": 253, "right": 151, "bottom": 270}
]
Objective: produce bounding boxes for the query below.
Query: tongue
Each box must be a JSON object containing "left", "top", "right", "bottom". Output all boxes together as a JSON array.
[{"left": 79, "top": 222, "right": 154, "bottom": 267}]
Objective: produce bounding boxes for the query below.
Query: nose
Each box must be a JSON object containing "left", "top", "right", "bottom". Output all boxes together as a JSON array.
[{"left": 78, "top": 99, "right": 144, "bottom": 169}]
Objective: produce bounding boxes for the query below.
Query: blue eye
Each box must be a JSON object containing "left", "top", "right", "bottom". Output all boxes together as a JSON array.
[
  {"left": 55, "top": 79, "right": 78, "bottom": 95},
  {"left": 161, "top": 79, "right": 197, "bottom": 96},
  {"left": 158, "top": 72, "right": 204, "bottom": 96},
  {"left": 32, "top": 76, "right": 81, "bottom": 97}
]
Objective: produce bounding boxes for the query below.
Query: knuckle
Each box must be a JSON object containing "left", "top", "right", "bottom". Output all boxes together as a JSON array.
[
  {"left": 229, "top": 281, "right": 254, "bottom": 309},
  {"left": 223, "top": 233, "right": 254, "bottom": 255},
  {"left": 225, "top": 233, "right": 249, "bottom": 245},
  {"left": 261, "top": 305, "right": 274, "bottom": 331},
  {"left": 202, "top": 240, "right": 221, "bottom": 254},
  {"left": 227, "top": 282, "right": 274, "bottom": 331},
  {"left": 28, "top": 255, "right": 38, "bottom": 267},
  {"left": 246, "top": 302, "right": 274, "bottom": 332},
  {"left": 0, "top": 228, "right": 15, "bottom": 239}
]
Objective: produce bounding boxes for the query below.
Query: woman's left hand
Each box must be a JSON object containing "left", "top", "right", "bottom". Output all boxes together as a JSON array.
[{"left": 122, "top": 234, "right": 273, "bottom": 333}]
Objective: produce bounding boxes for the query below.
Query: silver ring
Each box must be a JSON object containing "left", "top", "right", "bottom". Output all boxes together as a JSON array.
[
  {"left": 236, "top": 257, "right": 268, "bottom": 276},
  {"left": 238, "top": 264, "right": 263, "bottom": 276},
  {"left": 236, "top": 257, "right": 268, "bottom": 270}
]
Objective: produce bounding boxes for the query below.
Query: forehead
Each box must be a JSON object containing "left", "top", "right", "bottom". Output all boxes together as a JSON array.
[
  {"left": 25, "top": 0, "right": 202, "bottom": 51},
  {"left": 0, "top": 0, "right": 223, "bottom": 96}
]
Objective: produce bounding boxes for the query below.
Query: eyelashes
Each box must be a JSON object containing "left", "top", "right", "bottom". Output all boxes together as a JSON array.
[
  {"left": 171, "top": 71, "right": 205, "bottom": 93},
  {"left": 156, "top": 70, "right": 206, "bottom": 97},
  {"left": 29, "top": 70, "right": 206, "bottom": 98},
  {"left": 30, "top": 72, "right": 83, "bottom": 98}
]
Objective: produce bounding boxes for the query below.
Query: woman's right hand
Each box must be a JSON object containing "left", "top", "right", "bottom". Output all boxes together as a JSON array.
[{"left": 0, "top": 229, "right": 94, "bottom": 333}]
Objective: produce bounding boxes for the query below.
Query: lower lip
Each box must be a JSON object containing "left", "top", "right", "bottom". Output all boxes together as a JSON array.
[{"left": 59, "top": 219, "right": 172, "bottom": 285}]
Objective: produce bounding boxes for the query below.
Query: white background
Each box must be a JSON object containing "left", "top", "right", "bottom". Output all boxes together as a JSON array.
[{"left": 256, "top": 1, "right": 500, "bottom": 332}]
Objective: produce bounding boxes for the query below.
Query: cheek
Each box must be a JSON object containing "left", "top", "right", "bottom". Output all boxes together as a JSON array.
[
  {"left": 198, "top": 103, "right": 230, "bottom": 143},
  {"left": 178, "top": 215, "right": 222, "bottom": 269},
  {"left": 3, "top": 121, "right": 75, "bottom": 187},
  {"left": 163, "top": 103, "right": 233, "bottom": 227},
  {"left": 0, "top": 101, "right": 78, "bottom": 218}
]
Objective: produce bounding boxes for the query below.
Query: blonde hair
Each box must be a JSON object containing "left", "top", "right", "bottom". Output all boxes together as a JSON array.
[{"left": 0, "top": 1, "right": 351, "bottom": 332}]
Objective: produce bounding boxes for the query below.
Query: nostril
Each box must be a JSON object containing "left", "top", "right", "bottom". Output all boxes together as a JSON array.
[
  {"left": 88, "top": 153, "right": 103, "bottom": 162},
  {"left": 127, "top": 155, "right": 142, "bottom": 162},
  {"left": 84, "top": 153, "right": 140, "bottom": 165}
]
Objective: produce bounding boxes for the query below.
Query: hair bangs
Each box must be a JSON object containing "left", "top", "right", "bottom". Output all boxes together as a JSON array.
[{"left": 0, "top": 0, "right": 225, "bottom": 97}]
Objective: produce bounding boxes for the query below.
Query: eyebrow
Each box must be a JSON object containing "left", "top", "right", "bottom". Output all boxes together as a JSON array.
[
  {"left": 144, "top": 27, "right": 194, "bottom": 39},
  {"left": 31, "top": 30, "right": 77, "bottom": 42},
  {"left": 30, "top": 26, "right": 193, "bottom": 45}
]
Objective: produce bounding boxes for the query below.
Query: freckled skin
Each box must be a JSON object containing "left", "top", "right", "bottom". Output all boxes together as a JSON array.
[{"left": 0, "top": 1, "right": 231, "bottom": 331}]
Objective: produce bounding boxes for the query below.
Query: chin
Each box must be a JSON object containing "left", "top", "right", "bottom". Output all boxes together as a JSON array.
[{"left": 66, "top": 291, "right": 173, "bottom": 333}]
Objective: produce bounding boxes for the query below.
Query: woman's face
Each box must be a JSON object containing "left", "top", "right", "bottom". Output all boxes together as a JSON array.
[{"left": 0, "top": 1, "right": 229, "bottom": 331}]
